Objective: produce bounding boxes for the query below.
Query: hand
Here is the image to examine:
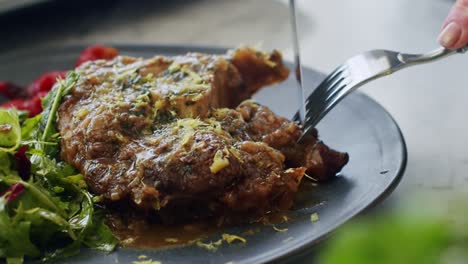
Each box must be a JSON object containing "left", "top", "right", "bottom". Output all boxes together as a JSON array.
[{"left": 438, "top": 0, "right": 468, "bottom": 49}]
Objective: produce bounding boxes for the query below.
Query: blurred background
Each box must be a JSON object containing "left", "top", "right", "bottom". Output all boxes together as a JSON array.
[{"left": 0, "top": 0, "right": 467, "bottom": 262}]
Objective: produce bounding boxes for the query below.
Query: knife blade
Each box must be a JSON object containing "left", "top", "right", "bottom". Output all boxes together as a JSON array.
[{"left": 289, "top": 0, "right": 306, "bottom": 125}]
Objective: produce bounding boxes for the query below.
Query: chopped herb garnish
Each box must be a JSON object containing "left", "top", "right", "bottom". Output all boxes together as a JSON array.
[
  {"left": 194, "top": 233, "right": 247, "bottom": 252},
  {"left": 132, "top": 259, "right": 161, "bottom": 264},
  {"left": 272, "top": 225, "right": 289, "bottom": 232},
  {"left": 164, "top": 238, "right": 179, "bottom": 243},
  {"left": 222, "top": 234, "right": 246, "bottom": 244},
  {"left": 310, "top": 213, "right": 319, "bottom": 222},
  {"left": 168, "top": 62, "right": 181, "bottom": 73}
]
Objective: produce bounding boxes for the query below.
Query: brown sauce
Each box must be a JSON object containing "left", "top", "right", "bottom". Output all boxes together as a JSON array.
[
  {"left": 293, "top": 180, "right": 325, "bottom": 209},
  {"left": 107, "top": 181, "right": 323, "bottom": 249},
  {"left": 108, "top": 212, "right": 291, "bottom": 249},
  {"left": 110, "top": 219, "right": 221, "bottom": 249}
]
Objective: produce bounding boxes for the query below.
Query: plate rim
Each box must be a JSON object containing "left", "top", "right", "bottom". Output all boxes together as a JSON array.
[{"left": 0, "top": 43, "right": 407, "bottom": 263}]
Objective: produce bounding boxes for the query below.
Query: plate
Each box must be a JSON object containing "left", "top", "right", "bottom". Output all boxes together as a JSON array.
[
  {"left": 0, "top": 45, "right": 407, "bottom": 264},
  {"left": 0, "top": 0, "right": 53, "bottom": 15}
]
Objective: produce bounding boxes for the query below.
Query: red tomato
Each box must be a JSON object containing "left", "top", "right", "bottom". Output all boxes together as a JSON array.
[
  {"left": 1, "top": 99, "right": 29, "bottom": 112},
  {"left": 28, "top": 91, "right": 47, "bottom": 116},
  {"left": 0, "top": 91, "right": 48, "bottom": 117},
  {"left": 27, "top": 71, "right": 66, "bottom": 96},
  {"left": 0, "top": 81, "right": 27, "bottom": 99},
  {"left": 75, "top": 45, "right": 119, "bottom": 66},
  {"left": 1, "top": 45, "right": 119, "bottom": 116}
]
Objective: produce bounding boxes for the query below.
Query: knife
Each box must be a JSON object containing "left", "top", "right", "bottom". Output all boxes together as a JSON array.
[{"left": 289, "top": 0, "right": 306, "bottom": 125}]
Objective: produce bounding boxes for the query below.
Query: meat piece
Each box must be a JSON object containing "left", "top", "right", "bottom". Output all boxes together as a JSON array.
[
  {"left": 221, "top": 141, "right": 305, "bottom": 216},
  {"left": 57, "top": 47, "right": 346, "bottom": 223},
  {"left": 236, "top": 100, "right": 349, "bottom": 182}
]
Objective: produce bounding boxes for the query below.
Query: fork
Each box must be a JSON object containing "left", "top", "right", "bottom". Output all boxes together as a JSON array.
[{"left": 295, "top": 45, "right": 468, "bottom": 142}]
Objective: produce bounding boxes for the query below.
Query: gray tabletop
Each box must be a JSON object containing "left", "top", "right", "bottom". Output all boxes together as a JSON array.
[{"left": 1, "top": 0, "right": 467, "bottom": 262}]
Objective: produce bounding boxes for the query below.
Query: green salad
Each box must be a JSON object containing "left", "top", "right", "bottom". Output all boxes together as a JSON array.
[
  {"left": 318, "top": 197, "right": 468, "bottom": 264},
  {"left": 0, "top": 73, "right": 117, "bottom": 264}
]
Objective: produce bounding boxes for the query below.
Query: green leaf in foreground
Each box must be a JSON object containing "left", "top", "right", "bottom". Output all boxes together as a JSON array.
[
  {"left": 318, "top": 197, "right": 468, "bottom": 264},
  {"left": 21, "top": 114, "right": 41, "bottom": 142},
  {"left": 0, "top": 71, "right": 117, "bottom": 263},
  {"left": 82, "top": 211, "right": 118, "bottom": 252},
  {"left": 0, "top": 201, "right": 40, "bottom": 260},
  {"left": 32, "top": 71, "right": 78, "bottom": 160},
  {"left": 0, "top": 109, "right": 21, "bottom": 153},
  {"left": 0, "top": 152, "right": 13, "bottom": 176}
]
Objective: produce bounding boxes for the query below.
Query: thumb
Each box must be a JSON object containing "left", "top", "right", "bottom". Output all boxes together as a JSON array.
[{"left": 438, "top": 0, "right": 468, "bottom": 49}]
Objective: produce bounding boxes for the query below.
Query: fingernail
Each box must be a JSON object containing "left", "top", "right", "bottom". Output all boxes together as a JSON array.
[{"left": 438, "top": 22, "right": 462, "bottom": 48}]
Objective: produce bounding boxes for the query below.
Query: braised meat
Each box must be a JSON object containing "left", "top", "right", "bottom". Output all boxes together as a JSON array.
[
  {"left": 236, "top": 101, "right": 349, "bottom": 182},
  {"left": 57, "top": 47, "right": 348, "bottom": 222}
]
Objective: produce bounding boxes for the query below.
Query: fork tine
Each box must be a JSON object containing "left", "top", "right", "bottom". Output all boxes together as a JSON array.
[
  {"left": 302, "top": 72, "right": 345, "bottom": 122},
  {"left": 292, "top": 112, "right": 300, "bottom": 122},
  {"left": 305, "top": 75, "right": 347, "bottom": 121},
  {"left": 305, "top": 71, "right": 346, "bottom": 111},
  {"left": 324, "top": 76, "right": 350, "bottom": 101},
  {"left": 302, "top": 82, "right": 349, "bottom": 137},
  {"left": 305, "top": 74, "right": 345, "bottom": 111},
  {"left": 304, "top": 82, "right": 349, "bottom": 131},
  {"left": 292, "top": 66, "right": 345, "bottom": 122},
  {"left": 305, "top": 66, "right": 346, "bottom": 103},
  {"left": 321, "top": 83, "right": 352, "bottom": 116}
]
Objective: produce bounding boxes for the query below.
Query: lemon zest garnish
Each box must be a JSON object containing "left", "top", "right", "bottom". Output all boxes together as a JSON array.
[{"left": 210, "top": 149, "right": 230, "bottom": 173}]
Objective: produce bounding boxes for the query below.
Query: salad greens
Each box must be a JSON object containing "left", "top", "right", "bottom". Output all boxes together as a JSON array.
[
  {"left": 318, "top": 197, "right": 468, "bottom": 264},
  {"left": 0, "top": 72, "right": 117, "bottom": 264},
  {"left": 0, "top": 109, "right": 21, "bottom": 153}
]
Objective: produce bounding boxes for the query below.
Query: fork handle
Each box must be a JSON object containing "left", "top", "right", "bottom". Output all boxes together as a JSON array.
[{"left": 398, "top": 45, "right": 468, "bottom": 66}]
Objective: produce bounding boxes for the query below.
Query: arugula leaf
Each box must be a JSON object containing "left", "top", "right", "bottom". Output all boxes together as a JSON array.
[
  {"left": 0, "top": 201, "right": 40, "bottom": 260},
  {"left": 25, "top": 208, "right": 69, "bottom": 229},
  {"left": 0, "top": 70, "right": 118, "bottom": 263},
  {"left": 5, "top": 179, "right": 64, "bottom": 216},
  {"left": 38, "top": 191, "right": 117, "bottom": 263},
  {"left": 21, "top": 114, "right": 41, "bottom": 142},
  {"left": 29, "top": 72, "right": 80, "bottom": 184},
  {"left": 0, "top": 152, "right": 12, "bottom": 176},
  {"left": 83, "top": 215, "right": 117, "bottom": 252},
  {"left": 79, "top": 192, "right": 117, "bottom": 252},
  {"left": 40, "top": 240, "right": 81, "bottom": 263},
  {"left": 69, "top": 190, "right": 93, "bottom": 233},
  {"left": 0, "top": 109, "right": 21, "bottom": 153},
  {"left": 6, "top": 257, "right": 24, "bottom": 264},
  {"left": 39, "top": 72, "right": 77, "bottom": 146},
  {"left": 30, "top": 151, "right": 74, "bottom": 179}
]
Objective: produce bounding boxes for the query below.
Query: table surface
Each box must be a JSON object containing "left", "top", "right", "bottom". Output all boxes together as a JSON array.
[{"left": 0, "top": 0, "right": 466, "bottom": 262}]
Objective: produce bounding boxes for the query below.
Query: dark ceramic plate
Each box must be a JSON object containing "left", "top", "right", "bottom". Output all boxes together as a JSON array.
[
  {"left": 0, "top": 0, "right": 53, "bottom": 15},
  {"left": 0, "top": 45, "right": 407, "bottom": 264}
]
